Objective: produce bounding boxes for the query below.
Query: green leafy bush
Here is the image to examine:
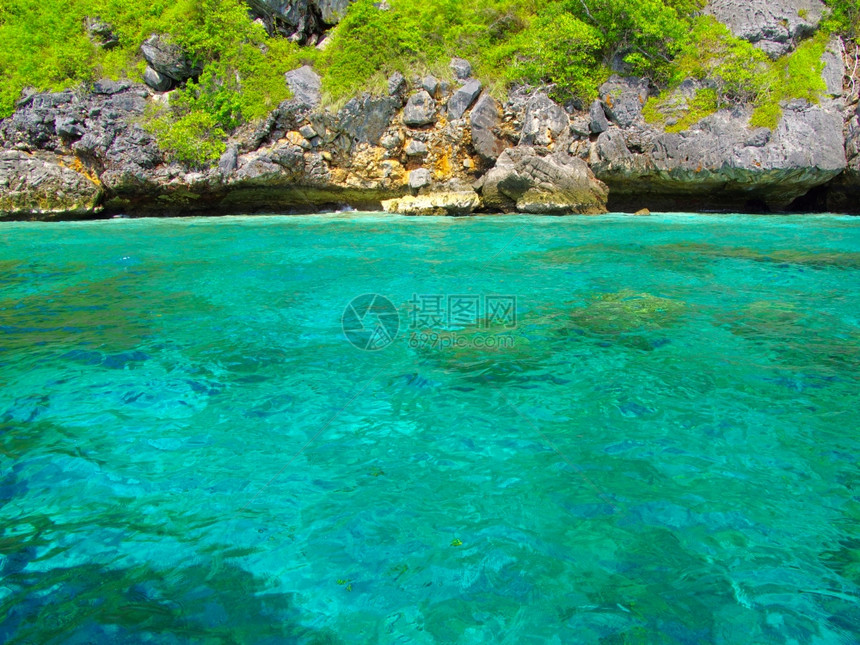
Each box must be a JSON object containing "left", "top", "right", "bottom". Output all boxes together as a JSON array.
[
  {"left": 490, "top": 7, "right": 607, "bottom": 102},
  {"left": 146, "top": 109, "right": 227, "bottom": 165},
  {"left": 647, "top": 16, "right": 829, "bottom": 132}
]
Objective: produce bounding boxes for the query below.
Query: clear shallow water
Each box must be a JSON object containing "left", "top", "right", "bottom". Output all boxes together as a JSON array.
[{"left": 1, "top": 213, "right": 859, "bottom": 644}]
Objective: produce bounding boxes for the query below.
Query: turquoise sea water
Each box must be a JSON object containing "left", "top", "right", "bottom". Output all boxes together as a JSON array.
[{"left": 1, "top": 213, "right": 859, "bottom": 644}]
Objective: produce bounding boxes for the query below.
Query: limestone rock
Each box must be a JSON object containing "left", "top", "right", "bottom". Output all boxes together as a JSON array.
[
  {"left": 403, "top": 90, "right": 436, "bottom": 127},
  {"left": 705, "top": 0, "right": 825, "bottom": 59},
  {"left": 422, "top": 76, "right": 439, "bottom": 97},
  {"left": 450, "top": 58, "right": 472, "bottom": 80},
  {"left": 481, "top": 147, "right": 609, "bottom": 214},
  {"left": 246, "top": 0, "right": 355, "bottom": 41},
  {"left": 447, "top": 80, "right": 482, "bottom": 120},
  {"left": 285, "top": 65, "right": 322, "bottom": 108},
  {"left": 520, "top": 93, "right": 569, "bottom": 146},
  {"left": 144, "top": 66, "right": 172, "bottom": 92},
  {"left": 599, "top": 76, "right": 649, "bottom": 128},
  {"left": 382, "top": 191, "right": 481, "bottom": 215},
  {"left": 821, "top": 38, "right": 845, "bottom": 98},
  {"left": 405, "top": 140, "right": 428, "bottom": 157},
  {"left": 337, "top": 94, "right": 399, "bottom": 144},
  {"left": 86, "top": 18, "right": 119, "bottom": 49},
  {"left": 388, "top": 72, "right": 407, "bottom": 100},
  {"left": 55, "top": 117, "right": 84, "bottom": 140},
  {"left": 0, "top": 151, "right": 102, "bottom": 218},
  {"left": 408, "top": 168, "right": 431, "bottom": 189},
  {"left": 140, "top": 34, "right": 202, "bottom": 82},
  {"left": 470, "top": 93, "right": 506, "bottom": 161},
  {"left": 592, "top": 100, "right": 846, "bottom": 211},
  {"left": 589, "top": 100, "right": 609, "bottom": 134},
  {"left": 316, "top": 0, "right": 353, "bottom": 23},
  {"left": 219, "top": 147, "right": 238, "bottom": 175}
]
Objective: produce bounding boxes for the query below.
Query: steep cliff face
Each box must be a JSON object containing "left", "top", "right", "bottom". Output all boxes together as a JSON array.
[
  {"left": 0, "top": 64, "right": 609, "bottom": 218},
  {"left": 705, "top": 0, "right": 826, "bottom": 58},
  {"left": 585, "top": 78, "right": 847, "bottom": 212},
  {"left": 1, "top": 0, "right": 859, "bottom": 218}
]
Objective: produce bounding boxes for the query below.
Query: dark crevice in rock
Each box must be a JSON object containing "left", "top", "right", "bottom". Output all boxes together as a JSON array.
[{"left": 788, "top": 183, "right": 832, "bottom": 212}]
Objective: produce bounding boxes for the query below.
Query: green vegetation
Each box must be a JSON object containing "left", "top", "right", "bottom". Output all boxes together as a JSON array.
[
  {"left": 0, "top": 0, "right": 855, "bottom": 164},
  {"left": 0, "top": 0, "right": 303, "bottom": 164},
  {"left": 321, "top": 0, "right": 703, "bottom": 103},
  {"left": 644, "top": 16, "right": 830, "bottom": 131}
]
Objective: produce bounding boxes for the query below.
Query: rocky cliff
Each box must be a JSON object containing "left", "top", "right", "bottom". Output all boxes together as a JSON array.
[{"left": 2, "top": 0, "right": 860, "bottom": 219}]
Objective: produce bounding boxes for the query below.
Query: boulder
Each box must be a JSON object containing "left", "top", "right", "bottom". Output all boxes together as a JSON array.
[
  {"left": 422, "top": 75, "right": 439, "bottom": 97},
  {"left": 219, "top": 146, "right": 239, "bottom": 175},
  {"left": 447, "top": 80, "right": 482, "bottom": 120},
  {"left": 246, "top": 0, "right": 356, "bottom": 40},
  {"left": 382, "top": 191, "right": 481, "bottom": 215},
  {"left": 337, "top": 94, "right": 399, "bottom": 145},
  {"left": 470, "top": 93, "right": 506, "bottom": 161},
  {"left": 55, "top": 117, "right": 84, "bottom": 139},
  {"left": 450, "top": 58, "right": 472, "bottom": 80},
  {"left": 589, "top": 100, "right": 609, "bottom": 134},
  {"left": 520, "top": 92, "right": 569, "bottom": 146},
  {"left": 140, "top": 34, "right": 202, "bottom": 82},
  {"left": 144, "top": 66, "right": 172, "bottom": 92},
  {"left": 705, "top": 0, "right": 825, "bottom": 59},
  {"left": 599, "top": 76, "right": 649, "bottom": 128},
  {"left": 0, "top": 151, "right": 103, "bottom": 218},
  {"left": 403, "top": 90, "right": 436, "bottom": 126},
  {"left": 387, "top": 71, "right": 407, "bottom": 100},
  {"left": 408, "top": 168, "right": 432, "bottom": 189},
  {"left": 405, "top": 140, "right": 428, "bottom": 157},
  {"left": 285, "top": 65, "right": 322, "bottom": 108},
  {"left": 481, "top": 147, "right": 608, "bottom": 214},
  {"left": 316, "top": 0, "right": 353, "bottom": 23},
  {"left": 91, "top": 79, "right": 131, "bottom": 96}
]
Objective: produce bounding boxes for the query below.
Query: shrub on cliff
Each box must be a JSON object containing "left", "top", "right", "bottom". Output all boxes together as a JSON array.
[
  {"left": 0, "top": 0, "right": 854, "bottom": 165},
  {"left": 644, "top": 16, "right": 829, "bottom": 131},
  {"left": 0, "top": 0, "right": 300, "bottom": 119}
]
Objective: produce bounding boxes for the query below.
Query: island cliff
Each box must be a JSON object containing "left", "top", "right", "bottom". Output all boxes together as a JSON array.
[{"left": 2, "top": 0, "right": 860, "bottom": 219}]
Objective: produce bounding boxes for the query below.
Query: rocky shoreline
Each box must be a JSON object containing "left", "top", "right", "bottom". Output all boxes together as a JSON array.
[{"left": 3, "top": 2, "right": 860, "bottom": 220}]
